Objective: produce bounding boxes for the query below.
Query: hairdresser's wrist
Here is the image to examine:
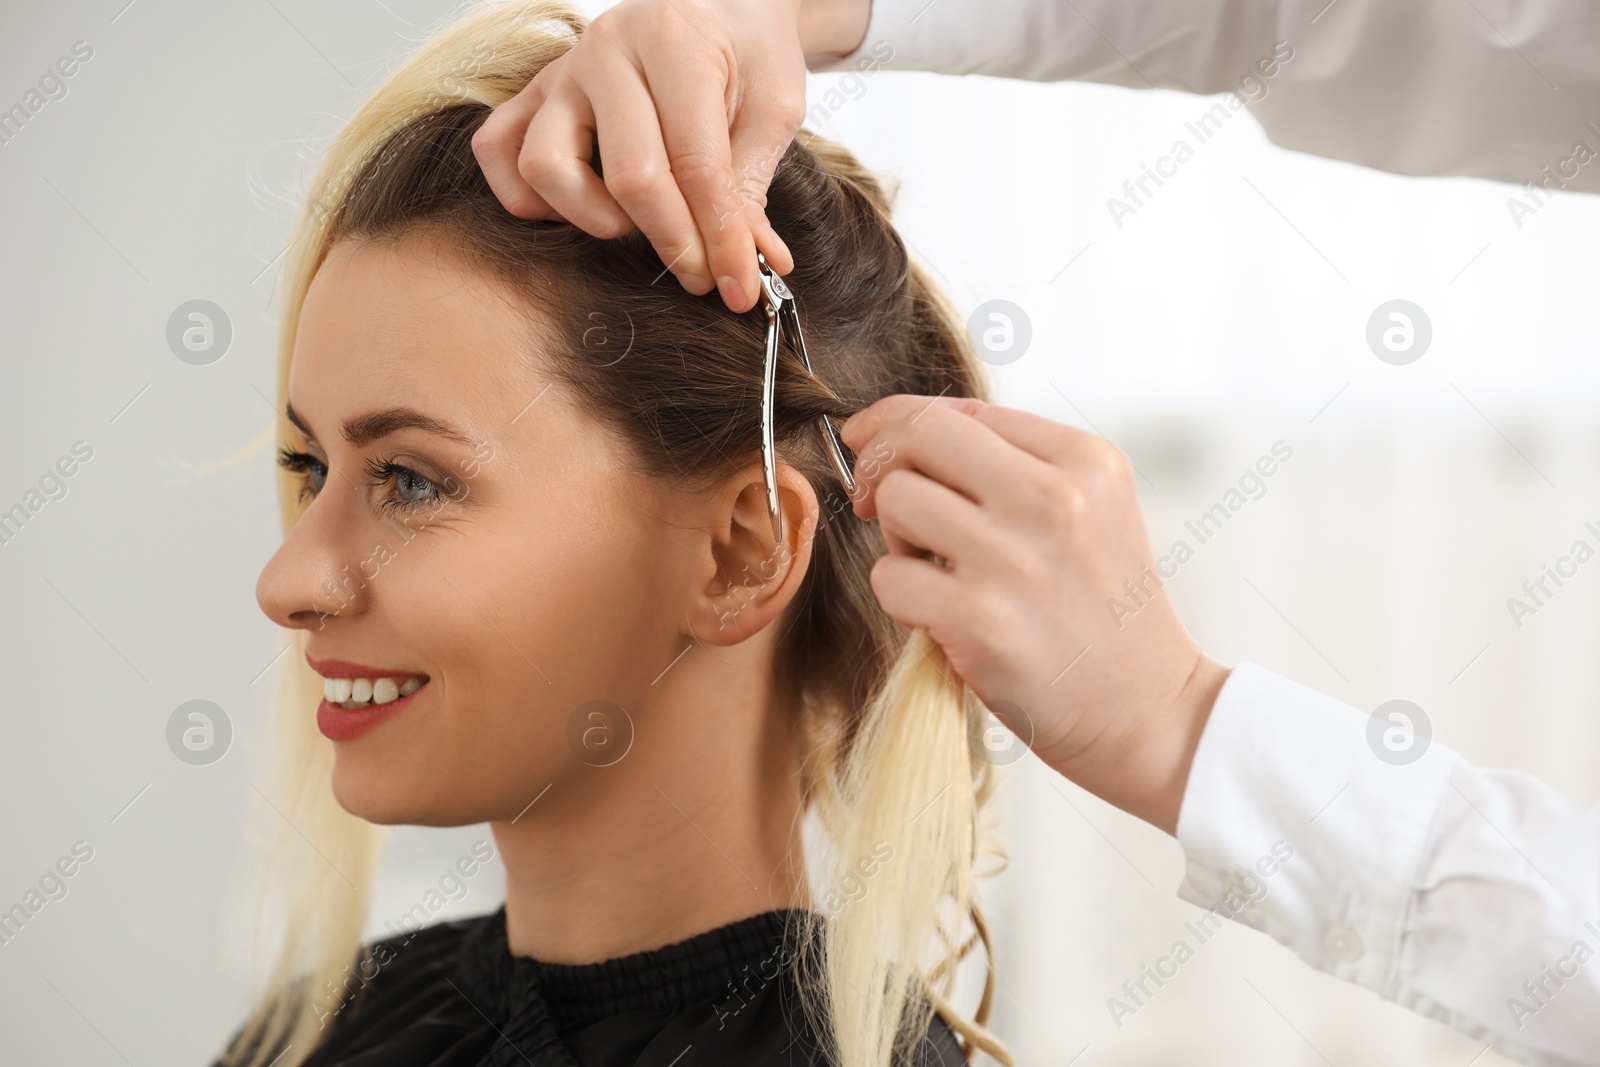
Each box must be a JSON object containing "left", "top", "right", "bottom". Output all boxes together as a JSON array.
[
  {"left": 799, "top": 0, "right": 871, "bottom": 58},
  {"left": 1051, "top": 654, "right": 1231, "bottom": 838}
]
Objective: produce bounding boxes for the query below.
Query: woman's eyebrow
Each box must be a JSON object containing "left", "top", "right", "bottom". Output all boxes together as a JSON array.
[{"left": 284, "top": 402, "right": 476, "bottom": 448}]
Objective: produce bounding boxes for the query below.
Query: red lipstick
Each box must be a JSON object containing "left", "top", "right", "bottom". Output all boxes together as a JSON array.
[
  {"left": 306, "top": 655, "right": 429, "bottom": 742},
  {"left": 305, "top": 656, "right": 426, "bottom": 680}
]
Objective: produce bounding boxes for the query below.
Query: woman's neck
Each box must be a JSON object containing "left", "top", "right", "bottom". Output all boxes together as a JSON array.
[{"left": 490, "top": 653, "right": 812, "bottom": 964}]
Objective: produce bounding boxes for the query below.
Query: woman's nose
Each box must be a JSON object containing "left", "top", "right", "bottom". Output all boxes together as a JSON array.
[{"left": 256, "top": 497, "right": 371, "bottom": 631}]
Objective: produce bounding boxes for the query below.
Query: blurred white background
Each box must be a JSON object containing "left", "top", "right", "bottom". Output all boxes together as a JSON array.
[{"left": 2, "top": 1, "right": 1596, "bottom": 1065}]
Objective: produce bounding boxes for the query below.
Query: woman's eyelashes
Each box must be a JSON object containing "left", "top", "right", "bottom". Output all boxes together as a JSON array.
[
  {"left": 277, "top": 447, "right": 327, "bottom": 503},
  {"left": 362, "top": 456, "right": 458, "bottom": 513},
  {"left": 276, "top": 447, "right": 458, "bottom": 513}
]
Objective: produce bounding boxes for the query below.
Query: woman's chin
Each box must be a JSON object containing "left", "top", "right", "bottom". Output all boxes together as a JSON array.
[
  {"left": 329, "top": 764, "right": 443, "bottom": 826},
  {"left": 329, "top": 760, "right": 543, "bottom": 827}
]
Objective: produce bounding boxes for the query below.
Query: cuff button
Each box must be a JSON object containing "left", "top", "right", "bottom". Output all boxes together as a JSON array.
[{"left": 1323, "top": 923, "right": 1364, "bottom": 964}]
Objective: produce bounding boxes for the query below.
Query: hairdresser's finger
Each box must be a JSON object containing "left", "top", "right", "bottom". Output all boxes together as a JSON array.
[
  {"left": 586, "top": 58, "right": 714, "bottom": 293},
  {"left": 517, "top": 90, "right": 633, "bottom": 238},
  {"left": 473, "top": 75, "right": 558, "bottom": 219},
  {"left": 647, "top": 57, "right": 759, "bottom": 311},
  {"left": 872, "top": 496, "right": 934, "bottom": 562},
  {"left": 851, "top": 395, "right": 1132, "bottom": 498},
  {"left": 731, "top": 170, "right": 792, "bottom": 278},
  {"left": 964, "top": 402, "right": 1101, "bottom": 467},
  {"left": 745, "top": 204, "right": 793, "bottom": 277},
  {"left": 862, "top": 551, "right": 964, "bottom": 638},
  {"left": 843, "top": 397, "right": 1039, "bottom": 522},
  {"left": 872, "top": 467, "right": 993, "bottom": 569},
  {"left": 960, "top": 406, "right": 1145, "bottom": 536},
  {"left": 724, "top": 72, "right": 803, "bottom": 276},
  {"left": 840, "top": 394, "right": 987, "bottom": 456},
  {"left": 842, "top": 397, "right": 985, "bottom": 522}
]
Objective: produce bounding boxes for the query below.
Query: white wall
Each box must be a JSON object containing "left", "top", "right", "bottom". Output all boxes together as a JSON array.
[{"left": 1, "top": 1, "right": 1594, "bottom": 1064}]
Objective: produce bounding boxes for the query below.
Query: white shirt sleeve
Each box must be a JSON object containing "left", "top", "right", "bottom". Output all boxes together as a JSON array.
[
  {"left": 807, "top": 0, "right": 1600, "bottom": 192},
  {"left": 1172, "top": 661, "right": 1600, "bottom": 1067}
]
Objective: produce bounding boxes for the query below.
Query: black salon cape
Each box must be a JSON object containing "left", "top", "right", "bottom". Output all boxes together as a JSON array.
[{"left": 215, "top": 907, "right": 968, "bottom": 1067}]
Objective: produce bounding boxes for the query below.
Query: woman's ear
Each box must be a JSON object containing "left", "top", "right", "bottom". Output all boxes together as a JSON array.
[{"left": 684, "top": 460, "right": 820, "bottom": 646}]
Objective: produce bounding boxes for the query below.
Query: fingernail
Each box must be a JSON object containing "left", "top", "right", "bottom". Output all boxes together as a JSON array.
[
  {"left": 716, "top": 275, "right": 746, "bottom": 309},
  {"left": 840, "top": 412, "right": 860, "bottom": 437}
]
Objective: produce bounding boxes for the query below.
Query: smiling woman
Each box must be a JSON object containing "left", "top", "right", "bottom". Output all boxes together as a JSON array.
[{"left": 217, "top": 3, "right": 1012, "bottom": 1067}]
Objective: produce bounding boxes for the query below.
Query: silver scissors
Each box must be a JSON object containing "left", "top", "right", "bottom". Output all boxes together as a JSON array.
[{"left": 756, "top": 252, "right": 856, "bottom": 543}]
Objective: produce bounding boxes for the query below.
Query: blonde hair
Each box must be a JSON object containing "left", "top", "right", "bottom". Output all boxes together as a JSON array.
[{"left": 224, "top": 3, "right": 1014, "bottom": 1066}]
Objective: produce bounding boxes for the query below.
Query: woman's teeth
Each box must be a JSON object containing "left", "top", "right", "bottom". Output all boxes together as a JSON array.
[{"left": 323, "top": 676, "right": 423, "bottom": 709}]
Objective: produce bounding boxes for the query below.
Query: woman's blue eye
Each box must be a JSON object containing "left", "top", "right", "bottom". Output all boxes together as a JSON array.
[
  {"left": 277, "top": 448, "right": 328, "bottom": 499},
  {"left": 363, "top": 457, "right": 444, "bottom": 510},
  {"left": 395, "top": 467, "right": 437, "bottom": 502}
]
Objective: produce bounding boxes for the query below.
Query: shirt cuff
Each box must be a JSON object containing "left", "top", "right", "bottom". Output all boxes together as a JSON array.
[{"left": 1173, "top": 661, "right": 1461, "bottom": 997}]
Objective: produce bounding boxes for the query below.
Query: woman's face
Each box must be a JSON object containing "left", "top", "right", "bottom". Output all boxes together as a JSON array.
[{"left": 255, "top": 235, "right": 793, "bottom": 826}]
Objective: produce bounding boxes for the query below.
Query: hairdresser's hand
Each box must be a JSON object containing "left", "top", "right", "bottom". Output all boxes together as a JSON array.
[
  {"left": 472, "top": 0, "right": 870, "bottom": 312},
  {"left": 839, "top": 396, "right": 1232, "bottom": 836}
]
